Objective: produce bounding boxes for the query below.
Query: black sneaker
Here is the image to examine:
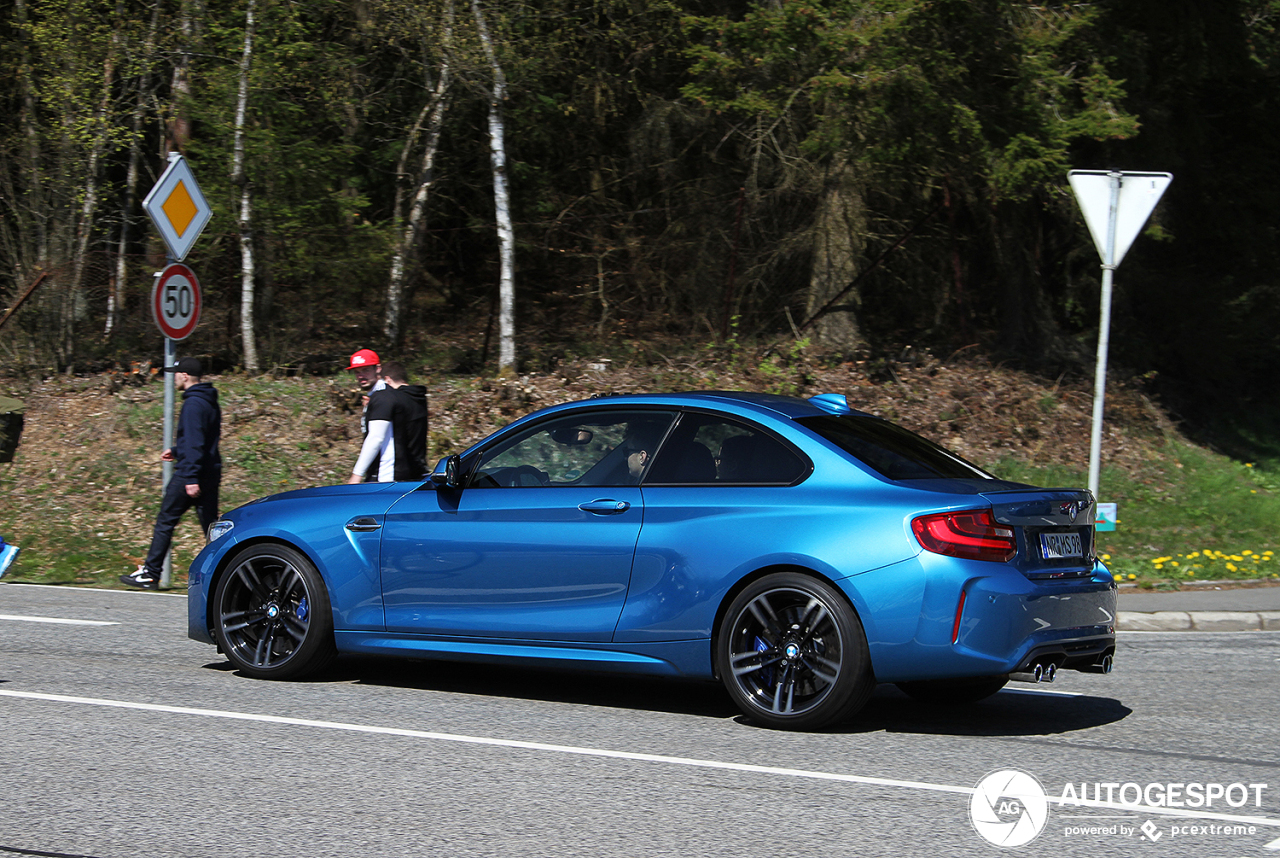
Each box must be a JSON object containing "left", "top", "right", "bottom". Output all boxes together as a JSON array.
[{"left": 120, "top": 565, "right": 159, "bottom": 590}]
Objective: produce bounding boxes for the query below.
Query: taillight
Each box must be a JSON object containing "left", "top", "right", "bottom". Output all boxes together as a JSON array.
[{"left": 912, "top": 509, "right": 1016, "bottom": 563}]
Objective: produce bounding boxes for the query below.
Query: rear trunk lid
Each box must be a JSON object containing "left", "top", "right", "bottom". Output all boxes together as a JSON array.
[{"left": 981, "top": 488, "right": 1096, "bottom": 580}]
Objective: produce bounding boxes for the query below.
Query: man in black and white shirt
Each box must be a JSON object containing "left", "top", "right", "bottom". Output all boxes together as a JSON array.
[{"left": 347, "top": 361, "right": 428, "bottom": 483}]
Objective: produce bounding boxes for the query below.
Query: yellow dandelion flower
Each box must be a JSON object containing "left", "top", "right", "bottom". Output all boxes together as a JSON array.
[
  {"left": 1243, "top": 550, "right": 1254, "bottom": 555},
  {"left": 1171, "top": 561, "right": 1180, "bottom": 567},
  {"left": 1187, "top": 552, "right": 1200, "bottom": 559},
  {"left": 1152, "top": 556, "right": 1172, "bottom": 564},
  {"left": 1187, "top": 570, "right": 1195, "bottom": 576},
  {"left": 1230, "top": 555, "right": 1244, "bottom": 562},
  {"left": 1127, "top": 574, "right": 1137, "bottom": 580},
  {"left": 1227, "top": 563, "right": 1238, "bottom": 572},
  {"left": 1113, "top": 574, "right": 1122, "bottom": 582}
]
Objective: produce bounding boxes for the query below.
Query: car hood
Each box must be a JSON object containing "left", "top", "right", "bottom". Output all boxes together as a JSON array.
[{"left": 241, "top": 481, "right": 411, "bottom": 507}]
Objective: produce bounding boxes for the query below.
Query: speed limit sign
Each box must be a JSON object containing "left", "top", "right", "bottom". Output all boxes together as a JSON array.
[{"left": 152, "top": 263, "right": 202, "bottom": 340}]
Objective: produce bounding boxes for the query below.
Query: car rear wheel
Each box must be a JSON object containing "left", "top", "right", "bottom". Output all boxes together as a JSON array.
[
  {"left": 895, "top": 676, "right": 1009, "bottom": 704},
  {"left": 717, "top": 572, "right": 875, "bottom": 730},
  {"left": 213, "top": 544, "right": 337, "bottom": 680}
]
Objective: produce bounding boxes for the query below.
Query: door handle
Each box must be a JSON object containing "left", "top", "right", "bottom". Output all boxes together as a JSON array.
[
  {"left": 577, "top": 499, "right": 631, "bottom": 515},
  {"left": 345, "top": 516, "right": 381, "bottom": 532}
]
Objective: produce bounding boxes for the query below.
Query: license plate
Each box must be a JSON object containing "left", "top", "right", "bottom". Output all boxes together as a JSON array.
[{"left": 1040, "top": 531, "right": 1083, "bottom": 559}]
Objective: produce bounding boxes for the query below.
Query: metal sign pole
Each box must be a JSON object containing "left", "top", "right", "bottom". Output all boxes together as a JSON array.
[
  {"left": 144, "top": 151, "right": 210, "bottom": 590},
  {"left": 1086, "top": 173, "right": 1122, "bottom": 499},
  {"left": 161, "top": 334, "right": 176, "bottom": 588}
]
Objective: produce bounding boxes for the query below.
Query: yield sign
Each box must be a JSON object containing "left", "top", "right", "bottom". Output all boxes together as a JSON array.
[
  {"left": 1068, "top": 170, "right": 1172, "bottom": 267},
  {"left": 143, "top": 155, "right": 212, "bottom": 262}
]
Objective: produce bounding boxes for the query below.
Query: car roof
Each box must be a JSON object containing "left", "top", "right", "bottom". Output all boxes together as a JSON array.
[{"left": 552, "top": 390, "right": 877, "bottom": 420}]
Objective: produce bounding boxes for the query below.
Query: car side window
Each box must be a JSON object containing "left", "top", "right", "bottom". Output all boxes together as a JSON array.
[
  {"left": 644, "top": 413, "right": 808, "bottom": 485},
  {"left": 469, "top": 411, "right": 676, "bottom": 488}
]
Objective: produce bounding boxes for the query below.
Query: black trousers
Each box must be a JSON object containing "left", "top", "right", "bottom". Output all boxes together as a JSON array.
[{"left": 143, "top": 472, "right": 220, "bottom": 574}]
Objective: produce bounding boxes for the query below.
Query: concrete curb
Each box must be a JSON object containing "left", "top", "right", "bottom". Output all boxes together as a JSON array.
[{"left": 1117, "top": 611, "right": 1280, "bottom": 632}]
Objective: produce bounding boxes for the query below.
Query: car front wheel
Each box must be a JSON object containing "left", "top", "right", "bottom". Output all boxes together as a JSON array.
[
  {"left": 717, "top": 572, "right": 875, "bottom": 730},
  {"left": 213, "top": 544, "right": 337, "bottom": 680}
]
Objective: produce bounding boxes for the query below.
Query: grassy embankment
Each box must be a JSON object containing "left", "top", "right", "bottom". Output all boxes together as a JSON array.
[{"left": 0, "top": 365, "right": 1275, "bottom": 591}]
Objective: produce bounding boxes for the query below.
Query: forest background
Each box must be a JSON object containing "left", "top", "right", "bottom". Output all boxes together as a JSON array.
[{"left": 2, "top": 0, "right": 1280, "bottom": 464}]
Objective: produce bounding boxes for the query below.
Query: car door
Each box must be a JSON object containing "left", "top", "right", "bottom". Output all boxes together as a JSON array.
[{"left": 378, "top": 409, "right": 676, "bottom": 641}]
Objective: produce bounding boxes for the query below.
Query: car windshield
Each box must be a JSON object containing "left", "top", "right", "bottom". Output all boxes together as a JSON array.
[{"left": 797, "top": 414, "right": 995, "bottom": 482}]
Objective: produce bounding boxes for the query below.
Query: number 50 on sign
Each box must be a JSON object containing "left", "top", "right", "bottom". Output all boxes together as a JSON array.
[{"left": 152, "top": 263, "right": 202, "bottom": 341}]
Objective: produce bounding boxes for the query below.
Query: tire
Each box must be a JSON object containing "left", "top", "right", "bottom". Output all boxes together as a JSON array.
[
  {"left": 212, "top": 544, "right": 337, "bottom": 680},
  {"left": 895, "top": 676, "right": 1009, "bottom": 704},
  {"left": 716, "top": 572, "right": 875, "bottom": 730}
]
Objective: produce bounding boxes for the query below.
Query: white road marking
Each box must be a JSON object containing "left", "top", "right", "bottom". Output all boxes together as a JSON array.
[
  {"left": 1267, "top": 832, "right": 1280, "bottom": 849},
  {"left": 999, "top": 687, "right": 1083, "bottom": 697},
  {"left": 2, "top": 689, "right": 1278, "bottom": 830},
  {"left": 0, "top": 614, "right": 119, "bottom": 626},
  {"left": 0, "top": 582, "right": 186, "bottom": 597},
  {"left": 1119, "top": 630, "right": 1280, "bottom": 636}
]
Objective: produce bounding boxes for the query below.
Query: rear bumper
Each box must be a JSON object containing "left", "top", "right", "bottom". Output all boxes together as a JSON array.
[{"left": 848, "top": 555, "right": 1117, "bottom": 683}]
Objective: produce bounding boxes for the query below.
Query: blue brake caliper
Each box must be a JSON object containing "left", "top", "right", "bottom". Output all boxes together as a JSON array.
[
  {"left": 754, "top": 635, "right": 773, "bottom": 688},
  {"left": 297, "top": 597, "right": 310, "bottom": 622}
]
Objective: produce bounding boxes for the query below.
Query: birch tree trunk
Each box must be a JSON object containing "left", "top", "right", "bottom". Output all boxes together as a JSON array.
[
  {"left": 231, "top": 0, "right": 259, "bottom": 372},
  {"left": 168, "top": 0, "right": 195, "bottom": 154},
  {"left": 385, "top": 1, "right": 454, "bottom": 346},
  {"left": 107, "top": 1, "right": 160, "bottom": 338},
  {"left": 64, "top": 12, "right": 124, "bottom": 359},
  {"left": 472, "top": 0, "right": 516, "bottom": 371},
  {"left": 13, "top": 0, "right": 47, "bottom": 275}
]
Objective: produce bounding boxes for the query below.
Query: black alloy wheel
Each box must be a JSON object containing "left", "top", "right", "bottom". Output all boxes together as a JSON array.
[
  {"left": 213, "top": 544, "right": 337, "bottom": 680},
  {"left": 717, "top": 572, "right": 874, "bottom": 730}
]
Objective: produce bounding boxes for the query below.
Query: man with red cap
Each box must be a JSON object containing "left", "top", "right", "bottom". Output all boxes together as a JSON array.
[{"left": 347, "top": 348, "right": 386, "bottom": 481}]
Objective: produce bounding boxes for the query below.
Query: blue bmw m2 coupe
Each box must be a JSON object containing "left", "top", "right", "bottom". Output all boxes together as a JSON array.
[{"left": 189, "top": 391, "right": 1115, "bottom": 730}]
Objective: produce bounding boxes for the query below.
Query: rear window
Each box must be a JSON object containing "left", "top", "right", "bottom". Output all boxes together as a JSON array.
[{"left": 797, "top": 415, "right": 995, "bottom": 482}]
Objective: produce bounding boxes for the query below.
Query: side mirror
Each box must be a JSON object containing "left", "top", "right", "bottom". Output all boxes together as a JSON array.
[{"left": 430, "top": 455, "right": 462, "bottom": 489}]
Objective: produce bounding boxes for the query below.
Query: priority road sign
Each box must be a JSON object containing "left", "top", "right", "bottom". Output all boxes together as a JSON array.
[
  {"left": 152, "top": 263, "right": 202, "bottom": 341},
  {"left": 143, "top": 154, "right": 212, "bottom": 262}
]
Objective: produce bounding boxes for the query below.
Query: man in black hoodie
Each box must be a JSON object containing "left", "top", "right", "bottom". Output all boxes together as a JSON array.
[
  {"left": 347, "top": 361, "right": 428, "bottom": 483},
  {"left": 121, "top": 357, "right": 222, "bottom": 589}
]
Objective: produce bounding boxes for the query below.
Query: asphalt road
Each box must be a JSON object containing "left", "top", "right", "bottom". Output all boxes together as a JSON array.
[{"left": 2, "top": 583, "right": 1279, "bottom": 858}]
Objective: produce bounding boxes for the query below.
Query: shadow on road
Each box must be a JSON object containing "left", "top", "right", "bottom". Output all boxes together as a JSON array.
[
  {"left": 299, "top": 654, "right": 742, "bottom": 720},
  {"left": 206, "top": 655, "right": 1131, "bottom": 733},
  {"left": 834, "top": 685, "right": 1132, "bottom": 736}
]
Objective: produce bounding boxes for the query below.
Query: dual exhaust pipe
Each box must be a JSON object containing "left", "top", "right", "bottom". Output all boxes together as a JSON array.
[
  {"left": 1010, "top": 652, "right": 1114, "bottom": 683},
  {"left": 1010, "top": 661, "right": 1058, "bottom": 683}
]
